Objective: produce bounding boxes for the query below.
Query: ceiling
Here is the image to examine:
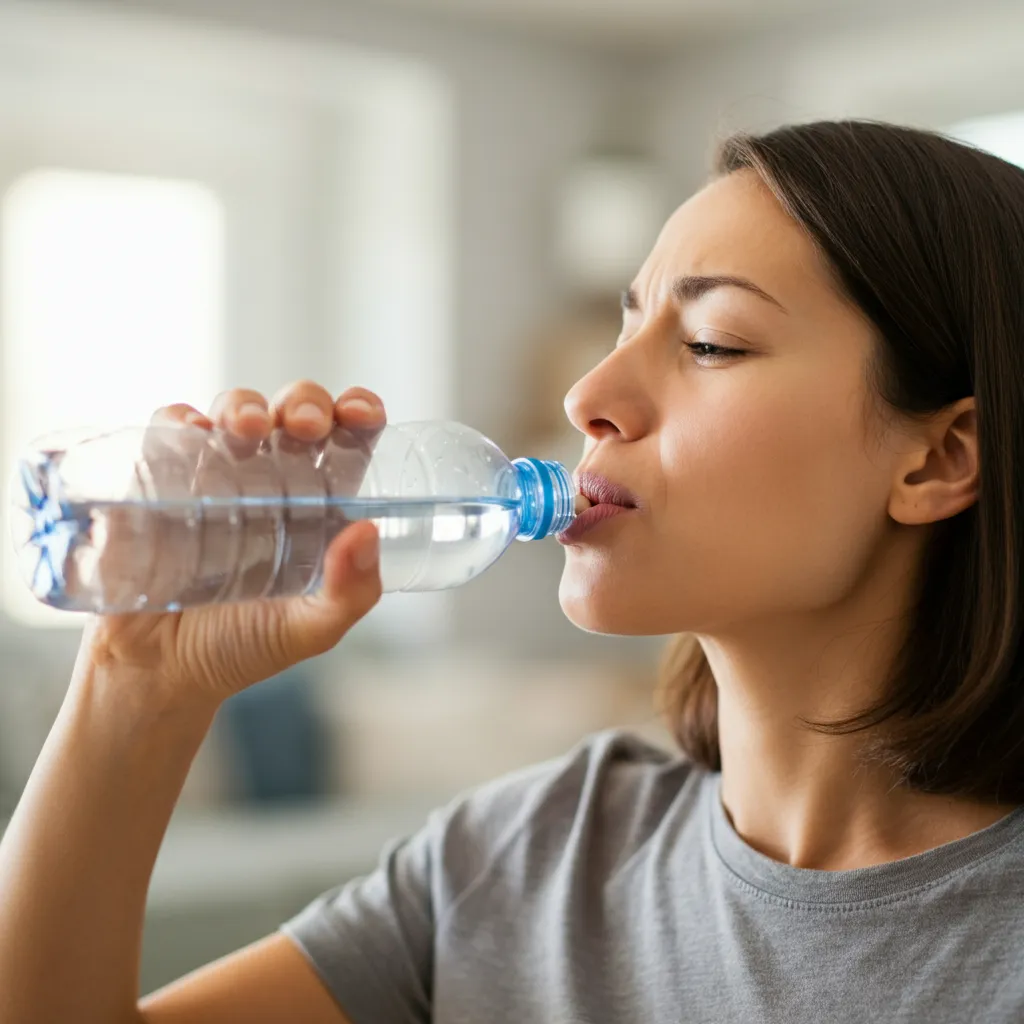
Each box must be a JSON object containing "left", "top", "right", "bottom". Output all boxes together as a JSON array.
[{"left": 359, "top": 0, "right": 955, "bottom": 50}]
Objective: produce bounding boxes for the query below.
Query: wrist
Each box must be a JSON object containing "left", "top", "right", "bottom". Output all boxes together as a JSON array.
[{"left": 68, "top": 644, "right": 220, "bottom": 745}]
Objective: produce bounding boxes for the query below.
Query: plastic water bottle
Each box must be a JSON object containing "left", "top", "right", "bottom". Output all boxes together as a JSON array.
[{"left": 8, "top": 420, "right": 579, "bottom": 613}]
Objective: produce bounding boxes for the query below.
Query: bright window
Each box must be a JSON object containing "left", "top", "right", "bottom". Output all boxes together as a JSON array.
[
  {"left": 948, "top": 111, "right": 1024, "bottom": 168},
  {"left": 1, "top": 168, "right": 224, "bottom": 627}
]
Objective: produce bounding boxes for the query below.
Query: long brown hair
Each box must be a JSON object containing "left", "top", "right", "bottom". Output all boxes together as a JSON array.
[{"left": 658, "top": 119, "right": 1024, "bottom": 802}]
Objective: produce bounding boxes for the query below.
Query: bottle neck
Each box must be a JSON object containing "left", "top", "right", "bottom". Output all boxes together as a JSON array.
[{"left": 511, "top": 458, "right": 576, "bottom": 541}]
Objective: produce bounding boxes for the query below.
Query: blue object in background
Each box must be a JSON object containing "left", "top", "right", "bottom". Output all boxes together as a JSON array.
[{"left": 217, "top": 664, "right": 330, "bottom": 804}]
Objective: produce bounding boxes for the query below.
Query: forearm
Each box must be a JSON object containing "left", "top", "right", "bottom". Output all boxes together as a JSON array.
[{"left": 0, "top": 653, "right": 218, "bottom": 1024}]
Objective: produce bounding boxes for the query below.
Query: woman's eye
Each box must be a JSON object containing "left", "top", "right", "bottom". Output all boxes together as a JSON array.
[{"left": 683, "top": 337, "right": 745, "bottom": 364}]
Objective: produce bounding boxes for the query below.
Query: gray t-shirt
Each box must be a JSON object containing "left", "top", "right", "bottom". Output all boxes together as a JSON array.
[{"left": 281, "top": 729, "right": 1024, "bottom": 1023}]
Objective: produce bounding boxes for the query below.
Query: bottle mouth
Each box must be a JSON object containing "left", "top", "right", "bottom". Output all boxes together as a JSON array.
[{"left": 512, "top": 458, "right": 576, "bottom": 541}]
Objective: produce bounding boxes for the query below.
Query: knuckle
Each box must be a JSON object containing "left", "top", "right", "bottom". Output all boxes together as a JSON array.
[
  {"left": 149, "top": 403, "right": 208, "bottom": 430},
  {"left": 209, "top": 388, "right": 267, "bottom": 419},
  {"left": 360, "top": 571, "right": 384, "bottom": 610},
  {"left": 271, "top": 379, "right": 332, "bottom": 413},
  {"left": 336, "top": 386, "right": 383, "bottom": 408}
]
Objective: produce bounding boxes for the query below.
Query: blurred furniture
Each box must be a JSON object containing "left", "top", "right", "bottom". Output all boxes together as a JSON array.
[
  {"left": 218, "top": 665, "right": 331, "bottom": 803},
  {"left": 322, "top": 650, "right": 669, "bottom": 800}
]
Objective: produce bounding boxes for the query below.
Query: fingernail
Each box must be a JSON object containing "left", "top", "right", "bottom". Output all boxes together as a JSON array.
[
  {"left": 341, "top": 398, "right": 377, "bottom": 417},
  {"left": 185, "top": 411, "right": 209, "bottom": 426},
  {"left": 352, "top": 528, "right": 379, "bottom": 572},
  {"left": 295, "top": 402, "right": 325, "bottom": 422},
  {"left": 238, "top": 402, "right": 268, "bottom": 421}
]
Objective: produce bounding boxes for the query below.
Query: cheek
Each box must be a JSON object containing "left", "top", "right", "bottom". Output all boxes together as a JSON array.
[
  {"left": 558, "top": 361, "right": 891, "bottom": 636},
  {"left": 659, "top": 378, "right": 888, "bottom": 620}
]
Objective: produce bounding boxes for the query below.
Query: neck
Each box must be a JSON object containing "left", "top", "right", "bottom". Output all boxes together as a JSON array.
[{"left": 705, "top": 534, "right": 1017, "bottom": 871}]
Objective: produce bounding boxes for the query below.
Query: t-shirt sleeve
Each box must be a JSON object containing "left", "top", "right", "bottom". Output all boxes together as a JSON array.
[
  {"left": 281, "top": 812, "right": 439, "bottom": 1024},
  {"left": 279, "top": 728, "right": 679, "bottom": 1024}
]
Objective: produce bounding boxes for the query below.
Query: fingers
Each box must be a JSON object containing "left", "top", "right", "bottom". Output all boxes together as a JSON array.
[
  {"left": 172, "top": 382, "right": 387, "bottom": 442},
  {"left": 208, "top": 389, "right": 271, "bottom": 439},
  {"left": 150, "top": 403, "right": 213, "bottom": 429},
  {"left": 333, "top": 387, "right": 387, "bottom": 429},
  {"left": 268, "top": 381, "right": 337, "bottom": 442},
  {"left": 323, "top": 519, "right": 382, "bottom": 604},
  {"left": 279, "top": 519, "right": 383, "bottom": 660}
]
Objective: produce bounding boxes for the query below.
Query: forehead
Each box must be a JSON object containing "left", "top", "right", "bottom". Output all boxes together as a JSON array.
[{"left": 636, "top": 169, "right": 834, "bottom": 305}]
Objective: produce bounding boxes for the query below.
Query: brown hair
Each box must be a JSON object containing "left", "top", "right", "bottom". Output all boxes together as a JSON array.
[{"left": 658, "top": 119, "right": 1024, "bottom": 802}]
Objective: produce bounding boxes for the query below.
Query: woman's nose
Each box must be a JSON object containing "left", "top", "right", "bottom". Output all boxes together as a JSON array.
[{"left": 564, "top": 351, "right": 653, "bottom": 444}]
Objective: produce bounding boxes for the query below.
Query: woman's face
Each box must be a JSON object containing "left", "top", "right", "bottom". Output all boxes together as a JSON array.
[{"left": 559, "top": 168, "right": 898, "bottom": 635}]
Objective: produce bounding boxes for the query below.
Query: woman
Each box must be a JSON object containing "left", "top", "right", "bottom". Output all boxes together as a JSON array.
[{"left": 2, "top": 119, "right": 1023, "bottom": 1023}]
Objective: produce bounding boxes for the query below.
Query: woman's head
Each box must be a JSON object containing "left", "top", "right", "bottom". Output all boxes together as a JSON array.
[{"left": 558, "top": 119, "right": 1024, "bottom": 801}]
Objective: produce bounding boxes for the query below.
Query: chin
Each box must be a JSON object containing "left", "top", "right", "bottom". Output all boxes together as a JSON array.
[{"left": 558, "top": 555, "right": 662, "bottom": 635}]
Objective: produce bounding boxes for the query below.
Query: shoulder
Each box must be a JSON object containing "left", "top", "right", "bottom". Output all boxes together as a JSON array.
[
  {"left": 451, "top": 728, "right": 698, "bottom": 834},
  {"left": 427, "top": 729, "right": 707, "bottom": 897}
]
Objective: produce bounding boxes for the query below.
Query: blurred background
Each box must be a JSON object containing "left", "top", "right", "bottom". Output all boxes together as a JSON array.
[{"left": 0, "top": 0, "right": 1022, "bottom": 996}]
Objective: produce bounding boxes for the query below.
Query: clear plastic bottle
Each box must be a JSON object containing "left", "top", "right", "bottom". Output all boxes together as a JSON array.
[{"left": 8, "top": 420, "right": 577, "bottom": 613}]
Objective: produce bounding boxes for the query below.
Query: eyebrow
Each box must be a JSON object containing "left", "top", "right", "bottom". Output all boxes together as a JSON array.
[{"left": 621, "top": 275, "right": 789, "bottom": 314}]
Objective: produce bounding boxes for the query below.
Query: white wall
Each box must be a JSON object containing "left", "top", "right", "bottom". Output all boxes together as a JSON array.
[
  {"left": 92, "top": 0, "right": 624, "bottom": 437},
  {"left": 7, "top": 0, "right": 657, "bottom": 666},
  {"left": 645, "top": 2, "right": 1024, "bottom": 198}
]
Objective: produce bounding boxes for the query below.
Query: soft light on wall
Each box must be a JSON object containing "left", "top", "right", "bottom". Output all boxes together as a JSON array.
[
  {"left": 1, "top": 168, "right": 224, "bottom": 627},
  {"left": 554, "top": 155, "right": 665, "bottom": 296}
]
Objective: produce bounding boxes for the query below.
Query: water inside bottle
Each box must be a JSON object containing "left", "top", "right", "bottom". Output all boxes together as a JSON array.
[
  {"left": 329, "top": 496, "right": 521, "bottom": 594},
  {"left": 11, "top": 491, "right": 521, "bottom": 612}
]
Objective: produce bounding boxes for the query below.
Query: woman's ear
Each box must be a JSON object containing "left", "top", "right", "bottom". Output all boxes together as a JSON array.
[{"left": 888, "top": 396, "right": 978, "bottom": 526}]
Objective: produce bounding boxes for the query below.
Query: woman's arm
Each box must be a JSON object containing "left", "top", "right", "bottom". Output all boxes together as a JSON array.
[
  {"left": 139, "top": 934, "right": 346, "bottom": 1023},
  {"left": 0, "top": 653, "right": 198, "bottom": 1022},
  {"left": 0, "top": 381, "right": 384, "bottom": 1023},
  {"left": 0, "top": 655, "right": 349, "bottom": 1024}
]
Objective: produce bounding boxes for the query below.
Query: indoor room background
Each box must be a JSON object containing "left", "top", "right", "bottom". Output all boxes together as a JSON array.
[{"left": 0, "top": 0, "right": 1020, "bottom": 995}]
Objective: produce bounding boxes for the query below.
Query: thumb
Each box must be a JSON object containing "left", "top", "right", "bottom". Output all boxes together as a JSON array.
[{"left": 279, "top": 520, "right": 382, "bottom": 660}]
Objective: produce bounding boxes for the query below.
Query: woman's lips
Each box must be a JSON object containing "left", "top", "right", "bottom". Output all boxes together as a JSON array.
[
  {"left": 574, "top": 471, "right": 641, "bottom": 510},
  {"left": 557, "top": 470, "right": 641, "bottom": 545},
  {"left": 557, "top": 501, "right": 635, "bottom": 544}
]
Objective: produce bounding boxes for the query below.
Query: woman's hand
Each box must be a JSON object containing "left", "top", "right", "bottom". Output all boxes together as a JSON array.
[{"left": 77, "top": 380, "right": 386, "bottom": 709}]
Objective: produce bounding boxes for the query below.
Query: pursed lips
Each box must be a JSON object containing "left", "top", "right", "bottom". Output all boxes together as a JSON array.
[
  {"left": 557, "top": 471, "right": 641, "bottom": 544},
  {"left": 576, "top": 470, "right": 642, "bottom": 510}
]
